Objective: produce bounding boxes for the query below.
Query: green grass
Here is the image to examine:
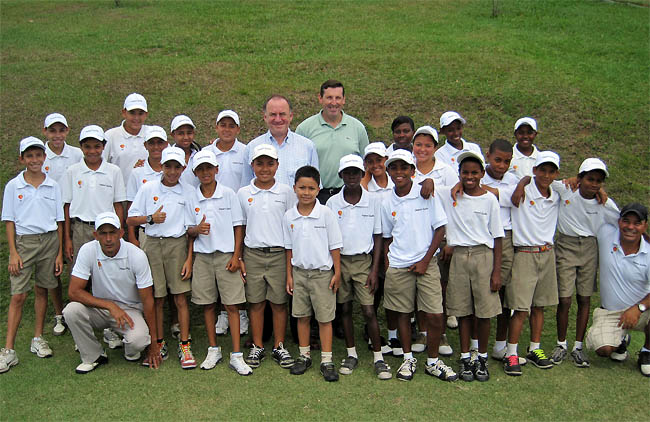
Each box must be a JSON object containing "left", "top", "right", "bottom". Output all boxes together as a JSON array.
[{"left": 1, "top": 0, "right": 649, "bottom": 420}]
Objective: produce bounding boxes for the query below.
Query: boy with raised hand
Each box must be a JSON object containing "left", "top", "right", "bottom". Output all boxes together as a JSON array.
[
  {"left": 127, "top": 143, "right": 195, "bottom": 369},
  {"left": 437, "top": 151, "right": 504, "bottom": 382},
  {"left": 186, "top": 150, "right": 251, "bottom": 375},
  {"left": 284, "top": 166, "right": 343, "bottom": 382},
  {"left": 0, "top": 137, "right": 64, "bottom": 374},
  {"left": 42, "top": 112, "right": 83, "bottom": 336},
  {"left": 507, "top": 117, "right": 539, "bottom": 180},
  {"left": 381, "top": 149, "right": 457, "bottom": 382},
  {"left": 434, "top": 111, "right": 482, "bottom": 170},
  {"left": 326, "top": 155, "right": 392, "bottom": 380}
]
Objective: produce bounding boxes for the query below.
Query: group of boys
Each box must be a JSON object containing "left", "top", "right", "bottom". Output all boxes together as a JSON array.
[{"left": 2, "top": 92, "right": 648, "bottom": 382}]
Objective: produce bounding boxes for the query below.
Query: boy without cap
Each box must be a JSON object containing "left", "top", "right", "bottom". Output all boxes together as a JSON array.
[
  {"left": 283, "top": 166, "right": 343, "bottom": 382},
  {"left": 381, "top": 150, "right": 457, "bottom": 382},
  {"left": 326, "top": 155, "right": 392, "bottom": 380},
  {"left": 508, "top": 117, "right": 540, "bottom": 180},
  {"left": 238, "top": 144, "right": 296, "bottom": 370},
  {"left": 435, "top": 111, "right": 482, "bottom": 170},
  {"left": 0, "top": 137, "right": 64, "bottom": 373}
]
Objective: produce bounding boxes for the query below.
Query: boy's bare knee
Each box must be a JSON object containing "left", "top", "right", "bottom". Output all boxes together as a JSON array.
[
  {"left": 360, "top": 305, "right": 375, "bottom": 321},
  {"left": 10, "top": 293, "right": 28, "bottom": 306}
]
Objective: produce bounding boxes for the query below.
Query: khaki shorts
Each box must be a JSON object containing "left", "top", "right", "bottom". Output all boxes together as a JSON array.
[
  {"left": 72, "top": 220, "right": 95, "bottom": 267},
  {"left": 10, "top": 231, "right": 59, "bottom": 295},
  {"left": 447, "top": 245, "right": 502, "bottom": 319},
  {"left": 191, "top": 251, "right": 245, "bottom": 306},
  {"left": 500, "top": 230, "right": 514, "bottom": 287},
  {"left": 291, "top": 267, "right": 336, "bottom": 323},
  {"left": 585, "top": 307, "right": 650, "bottom": 351},
  {"left": 144, "top": 235, "right": 190, "bottom": 298},
  {"left": 506, "top": 247, "right": 558, "bottom": 312},
  {"left": 437, "top": 239, "right": 450, "bottom": 283},
  {"left": 337, "top": 254, "right": 375, "bottom": 306},
  {"left": 555, "top": 233, "right": 598, "bottom": 298},
  {"left": 384, "top": 264, "right": 443, "bottom": 315},
  {"left": 243, "top": 246, "right": 288, "bottom": 305}
]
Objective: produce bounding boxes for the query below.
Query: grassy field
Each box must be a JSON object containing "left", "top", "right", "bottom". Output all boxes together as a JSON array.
[{"left": 1, "top": 0, "right": 649, "bottom": 420}]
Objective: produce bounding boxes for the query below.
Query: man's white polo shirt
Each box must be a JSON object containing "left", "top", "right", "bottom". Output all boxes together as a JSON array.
[
  {"left": 103, "top": 123, "right": 149, "bottom": 186},
  {"left": 507, "top": 144, "right": 539, "bottom": 180},
  {"left": 206, "top": 139, "right": 247, "bottom": 193},
  {"left": 503, "top": 178, "right": 559, "bottom": 247},
  {"left": 43, "top": 142, "right": 83, "bottom": 184},
  {"left": 326, "top": 187, "right": 381, "bottom": 255},
  {"left": 434, "top": 139, "right": 482, "bottom": 170},
  {"left": 128, "top": 180, "right": 191, "bottom": 238}
]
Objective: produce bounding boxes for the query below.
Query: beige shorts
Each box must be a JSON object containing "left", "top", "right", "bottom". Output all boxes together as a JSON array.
[
  {"left": 191, "top": 251, "right": 245, "bottom": 306},
  {"left": 500, "top": 230, "right": 514, "bottom": 287},
  {"left": 337, "top": 254, "right": 375, "bottom": 306},
  {"left": 447, "top": 245, "right": 502, "bottom": 319},
  {"left": 144, "top": 235, "right": 190, "bottom": 298},
  {"left": 384, "top": 264, "right": 443, "bottom": 315},
  {"left": 72, "top": 220, "right": 95, "bottom": 267},
  {"left": 10, "top": 231, "right": 59, "bottom": 295},
  {"left": 506, "top": 247, "right": 558, "bottom": 312},
  {"left": 585, "top": 307, "right": 650, "bottom": 351},
  {"left": 555, "top": 233, "right": 598, "bottom": 298},
  {"left": 243, "top": 246, "right": 288, "bottom": 305},
  {"left": 291, "top": 267, "right": 336, "bottom": 323}
]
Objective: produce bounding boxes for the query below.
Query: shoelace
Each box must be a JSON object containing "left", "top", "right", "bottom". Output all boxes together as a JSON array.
[
  {"left": 248, "top": 346, "right": 263, "bottom": 359},
  {"left": 436, "top": 360, "right": 453, "bottom": 373},
  {"left": 275, "top": 347, "right": 291, "bottom": 360},
  {"left": 180, "top": 343, "right": 192, "bottom": 358},
  {"left": 506, "top": 355, "right": 520, "bottom": 366},
  {"left": 532, "top": 349, "right": 548, "bottom": 360}
]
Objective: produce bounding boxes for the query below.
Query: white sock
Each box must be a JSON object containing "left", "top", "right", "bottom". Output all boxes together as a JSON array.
[
  {"left": 494, "top": 340, "right": 506, "bottom": 352},
  {"left": 479, "top": 352, "right": 488, "bottom": 359},
  {"left": 573, "top": 341, "right": 583, "bottom": 351},
  {"left": 373, "top": 351, "right": 383, "bottom": 363},
  {"left": 321, "top": 351, "right": 333, "bottom": 364},
  {"left": 427, "top": 357, "right": 438, "bottom": 365},
  {"left": 506, "top": 343, "right": 518, "bottom": 356},
  {"left": 410, "top": 317, "right": 415, "bottom": 323},
  {"left": 231, "top": 351, "right": 242, "bottom": 357},
  {"left": 299, "top": 346, "right": 310, "bottom": 358},
  {"left": 208, "top": 346, "right": 220, "bottom": 352},
  {"left": 388, "top": 329, "right": 397, "bottom": 340},
  {"left": 556, "top": 340, "right": 567, "bottom": 349},
  {"left": 460, "top": 352, "right": 470, "bottom": 360},
  {"left": 239, "top": 310, "right": 247, "bottom": 316},
  {"left": 33, "top": 336, "right": 42, "bottom": 341},
  {"left": 346, "top": 347, "right": 358, "bottom": 359},
  {"left": 529, "top": 342, "right": 540, "bottom": 351},
  {"left": 403, "top": 352, "right": 413, "bottom": 360},
  {"left": 470, "top": 339, "right": 479, "bottom": 350},
  {"left": 641, "top": 347, "right": 650, "bottom": 353}
]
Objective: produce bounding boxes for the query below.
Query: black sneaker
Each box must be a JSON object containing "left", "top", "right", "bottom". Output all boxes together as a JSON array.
[
  {"left": 459, "top": 357, "right": 474, "bottom": 382},
  {"left": 272, "top": 342, "right": 295, "bottom": 369},
  {"left": 474, "top": 356, "right": 489, "bottom": 382},
  {"left": 526, "top": 348, "right": 553, "bottom": 369},
  {"left": 503, "top": 355, "right": 522, "bottom": 376},
  {"left": 338, "top": 356, "right": 358, "bottom": 375},
  {"left": 290, "top": 355, "right": 312, "bottom": 375},
  {"left": 638, "top": 350, "right": 650, "bottom": 377},
  {"left": 244, "top": 344, "right": 265, "bottom": 368},
  {"left": 389, "top": 338, "right": 403, "bottom": 357},
  {"left": 320, "top": 362, "right": 339, "bottom": 382}
]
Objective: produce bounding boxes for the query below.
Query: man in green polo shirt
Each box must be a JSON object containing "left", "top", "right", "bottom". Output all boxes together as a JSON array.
[{"left": 296, "top": 79, "right": 369, "bottom": 204}]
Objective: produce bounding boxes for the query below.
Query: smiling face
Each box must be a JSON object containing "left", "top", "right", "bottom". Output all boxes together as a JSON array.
[
  {"left": 80, "top": 138, "right": 105, "bottom": 166},
  {"left": 340, "top": 167, "right": 363, "bottom": 190},
  {"left": 514, "top": 125, "right": 537, "bottom": 151},
  {"left": 618, "top": 213, "right": 648, "bottom": 245},
  {"left": 162, "top": 161, "right": 184, "bottom": 186},
  {"left": 364, "top": 153, "right": 387, "bottom": 179},
  {"left": 20, "top": 147, "right": 46, "bottom": 175},
  {"left": 144, "top": 138, "right": 168, "bottom": 162},
  {"left": 578, "top": 170, "right": 605, "bottom": 199},
  {"left": 459, "top": 159, "right": 485, "bottom": 194},
  {"left": 216, "top": 117, "right": 240, "bottom": 144},
  {"left": 263, "top": 97, "right": 293, "bottom": 139},
  {"left": 392, "top": 123, "right": 414, "bottom": 149},
  {"left": 486, "top": 149, "right": 512, "bottom": 179},
  {"left": 319, "top": 87, "right": 345, "bottom": 122},
  {"left": 412, "top": 134, "right": 436, "bottom": 164},
  {"left": 42, "top": 123, "right": 69, "bottom": 150},
  {"left": 440, "top": 120, "right": 463, "bottom": 148},
  {"left": 172, "top": 125, "right": 195, "bottom": 151},
  {"left": 94, "top": 224, "right": 123, "bottom": 257},
  {"left": 194, "top": 163, "right": 218, "bottom": 186},
  {"left": 121, "top": 109, "right": 148, "bottom": 134},
  {"left": 532, "top": 162, "right": 559, "bottom": 192},
  {"left": 252, "top": 155, "right": 278, "bottom": 185},
  {"left": 387, "top": 160, "right": 415, "bottom": 192},
  {"left": 293, "top": 176, "right": 319, "bottom": 206}
]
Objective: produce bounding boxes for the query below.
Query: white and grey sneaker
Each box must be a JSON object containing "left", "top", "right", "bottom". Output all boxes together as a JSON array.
[
  {"left": 272, "top": 342, "right": 295, "bottom": 368},
  {"left": 439, "top": 334, "right": 453, "bottom": 357},
  {"left": 215, "top": 312, "right": 229, "bottom": 336},
  {"left": 76, "top": 352, "right": 108, "bottom": 374},
  {"left": 103, "top": 328, "right": 123, "bottom": 349},
  {"left": 201, "top": 346, "right": 223, "bottom": 370},
  {"left": 570, "top": 348, "right": 590, "bottom": 368},
  {"left": 0, "top": 348, "right": 18, "bottom": 373},
  {"left": 53, "top": 315, "right": 66, "bottom": 336},
  {"left": 425, "top": 359, "right": 458, "bottom": 381},
  {"left": 239, "top": 311, "right": 249, "bottom": 335},
  {"left": 30, "top": 337, "right": 53, "bottom": 358},
  {"left": 396, "top": 358, "right": 417, "bottom": 381},
  {"left": 551, "top": 345, "right": 568, "bottom": 365},
  {"left": 170, "top": 323, "right": 181, "bottom": 340},
  {"left": 229, "top": 353, "right": 253, "bottom": 376}
]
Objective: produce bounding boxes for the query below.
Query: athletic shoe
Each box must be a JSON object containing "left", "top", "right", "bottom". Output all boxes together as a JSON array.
[
  {"left": 374, "top": 360, "right": 392, "bottom": 380},
  {"left": 396, "top": 358, "right": 417, "bottom": 381},
  {"left": 239, "top": 311, "right": 249, "bottom": 336},
  {"left": 611, "top": 334, "right": 630, "bottom": 362},
  {"left": 425, "top": 359, "right": 458, "bottom": 381},
  {"left": 368, "top": 336, "right": 392, "bottom": 355},
  {"left": 503, "top": 355, "right": 522, "bottom": 376},
  {"left": 178, "top": 342, "right": 197, "bottom": 370},
  {"left": 321, "top": 362, "right": 339, "bottom": 382},
  {"left": 412, "top": 334, "right": 427, "bottom": 353},
  {"left": 338, "top": 356, "right": 359, "bottom": 375},
  {"left": 103, "top": 328, "right": 122, "bottom": 349},
  {"left": 491, "top": 346, "right": 527, "bottom": 365},
  {"left": 245, "top": 344, "right": 265, "bottom": 368},
  {"left": 290, "top": 355, "right": 312, "bottom": 375},
  {"left": 200, "top": 346, "right": 223, "bottom": 370},
  {"left": 637, "top": 350, "right": 650, "bottom": 377},
  {"left": 474, "top": 356, "right": 489, "bottom": 382},
  {"left": 447, "top": 315, "right": 458, "bottom": 329},
  {"left": 229, "top": 353, "right": 253, "bottom": 375},
  {"left": 158, "top": 340, "right": 169, "bottom": 360},
  {"left": 170, "top": 323, "right": 181, "bottom": 340},
  {"left": 215, "top": 312, "right": 228, "bottom": 335},
  {"left": 272, "top": 343, "right": 295, "bottom": 368},
  {"left": 550, "top": 345, "right": 568, "bottom": 365},
  {"left": 469, "top": 347, "right": 479, "bottom": 364},
  {"left": 526, "top": 348, "right": 553, "bottom": 369},
  {"left": 389, "top": 338, "right": 403, "bottom": 357},
  {"left": 570, "top": 348, "right": 590, "bottom": 368},
  {"left": 459, "top": 357, "right": 474, "bottom": 382},
  {"left": 53, "top": 315, "right": 66, "bottom": 336},
  {"left": 439, "top": 334, "right": 453, "bottom": 357},
  {"left": 125, "top": 350, "right": 141, "bottom": 362},
  {"left": 30, "top": 337, "right": 53, "bottom": 358},
  {"left": 75, "top": 352, "right": 108, "bottom": 374},
  {"left": 0, "top": 348, "right": 18, "bottom": 374}
]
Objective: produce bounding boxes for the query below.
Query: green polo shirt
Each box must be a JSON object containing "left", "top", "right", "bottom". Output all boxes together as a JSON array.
[{"left": 296, "top": 111, "right": 369, "bottom": 188}]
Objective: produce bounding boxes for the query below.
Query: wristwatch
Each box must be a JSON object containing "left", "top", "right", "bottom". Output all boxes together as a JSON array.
[
  {"left": 638, "top": 303, "right": 647, "bottom": 313},
  {"left": 146, "top": 215, "right": 154, "bottom": 225}
]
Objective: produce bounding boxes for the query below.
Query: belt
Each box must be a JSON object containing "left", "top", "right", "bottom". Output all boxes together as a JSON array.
[
  {"left": 515, "top": 244, "right": 553, "bottom": 253},
  {"left": 255, "top": 246, "right": 285, "bottom": 253},
  {"left": 74, "top": 217, "right": 94, "bottom": 226}
]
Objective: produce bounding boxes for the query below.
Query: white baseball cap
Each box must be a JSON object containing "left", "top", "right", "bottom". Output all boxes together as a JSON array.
[
  {"left": 251, "top": 144, "right": 279, "bottom": 163},
  {"left": 412, "top": 125, "right": 439, "bottom": 144},
  {"left": 457, "top": 151, "right": 486, "bottom": 170},
  {"left": 514, "top": 117, "right": 538, "bottom": 132},
  {"left": 123, "top": 93, "right": 148, "bottom": 112},
  {"left": 170, "top": 115, "right": 195, "bottom": 132},
  {"left": 579, "top": 158, "right": 609, "bottom": 177},
  {"left": 534, "top": 151, "right": 560, "bottom": 169},
  {"left": 161, "top": 146, "right": 185, "bottom": 166},
  {"left": 385, "top": 149, "right": 415, "bottom": 168},
  {"left": 19, "top": 136, "right": 46, "bottom": 154},
  {"left": 95, "top": 211, "right": 121, "bottom": 230},
  {"left": 216, "top": 110, "right": 240, "bottom": 126},
  {"left": 440, "top": 111, "right": 466, "bottom": 129},
  {"left": 79, "top": 125, "right": 105, "bottom": 143},
  {"left": 44, "top": 113, "right": 68, "bottom": 129},
  {"left": 364, "top": 142, "right": 387, "bottom": 159},
  {"left": 338, "top": 154, "right": 365, "bottom": 174},
  {"left": 145, "top": 125, "right": 168, "bottom": 143},
  {"left": 192, "top": 149, "right": 218, "bottom": 171}
]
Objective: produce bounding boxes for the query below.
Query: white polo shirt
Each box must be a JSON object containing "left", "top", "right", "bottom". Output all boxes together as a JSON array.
[
  {"left": 507, "top": 144, "right": 539, "bottom": 180},
  {"left": 381, "top": 182, "right": 448, "bottom": 268},
  {"left": 434, "top": 139, "right": 483, "bottom": 170},
  {"left": 128, "top": 180, "right": 191, "bottom": 238},
  {"left": 482, "top": 171, "right": 519, "bottom": 231},
  {"left": 43, "top": 142, "right": 83, "bottom": 184},
  {"left": 283, "top": 202, "right": 343, "bottom": 271},
  {"left": 326, "top": 188, "right": 382, "bottom": 255},
  {"left": 597, "top": 224, "right": 650, "bottom": 311},
  {"left": 187, "top": 183, "right": 243, "bottom": 254},
  {"left": 502, "top": 178, "right": 560, "bottom": 247},
  {"left": 238, "top": 180, "right": 296, "bottom": 248},
  {"left": 205, "top": 140, "right": 246, "bottom": 193},
  {"left": 436, "top": 186, "right": 504, "bottom": 248},
  {"left": 552, "top": 181, "right": 620, "bottom": 237},
  {"left": 171, "top": 144, "right": 199, "bottom": 188},
  {"left": 413, "top": 159, "right": 459, "bottom": 188},
  {"left": 72, "top": 239, "right": 153, "bottom": 311},
  {"left": 366, "top": 175, "right": 394, "bottom": 201},
  {"left": 126, "top": 160, "right": 162, "bottom": 201},
  {"left": 2, "top": 172, "right": 64, "bottom": 235},
  {"left": 103, "top": 123, "right": 149, "bottom": 185}
]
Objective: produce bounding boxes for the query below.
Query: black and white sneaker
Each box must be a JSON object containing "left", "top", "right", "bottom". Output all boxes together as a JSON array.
[
  {"left": 459, "top": 357, "right": 474, "bottom": 382},
  {"left": 272, "top": 342, "right": 295, "bottom": 368},
  {"left": 389, "top": 338, "right": 404, "bottom": 357},
  {"left": 396, "top": 358, "right": 417, "bottom": 381},
  {"left": 290, "top": 355, "right": 312, "bottom": 375},
  {"left": 245, "top": 344, "right": 265, "bottom": 368},
  {"left": 424, "top": 359, "right": 458, "bottom": 382},
  {"left": 474, "top": 356, "right": 489, "bottom": 382}
]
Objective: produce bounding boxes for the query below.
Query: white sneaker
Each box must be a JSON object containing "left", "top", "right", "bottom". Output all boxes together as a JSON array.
[
  {"left": 0, "top": 348, "right": 19, "bottom": 373},
  {"left": 170, "top": 323, "right": 181, "bottom": 340},
  {"left": 53, "top": 315, "right": 66, "bottom": 336},
  {"left": 30, "top": 337, "right": 53, "bottom": 358},
  {"left": 103, "top": 328, "right": 123, "bottom": 349},
  {"left": 75, "top": 352, "right": 108, "bottom": 374},
  {"left": 425, "top": 358, "right": 459, "bottom": 381},
  {"left": 229, "top": 353, "right": 253, "bottom": 376},
  {"left": 201, "top": 346, "right": 223, "bottom": 370},
  {"left": 239, "top": 311, "right": 249, "bottom": 335},
  {"left": 215, "top": 312, "right": 229, "bottom": 335},
  {"left": 492, "top": 346, "right": 527, "bottom": 365},
  {"left": 446, "top": 316, "right": 458, "bottom": 329},
  {"left": 412, "top": 333, "right": 427, "bottom": 353},
  {"left": 439, "top": 334, "right": 453, "bottom": 356},
  {"left": 396, "top": 358, "right": 417, "bottom": 381}
]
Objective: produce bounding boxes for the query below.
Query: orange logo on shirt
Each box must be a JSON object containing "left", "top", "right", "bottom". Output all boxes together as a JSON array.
[
  {"left": 97, "top": 261, "right": 102, "bottom": 268},
  {"left": 565, "top": 200, "right": 570, "bottom": 205},
  {"left": 195, "top": 207, "right": 200, "bottom": 213},
  {"left": 529, "top": 200, "right": 535, "bottom": 206},
  {"left": 120, "top": 144, "right": 125, "bottom": 149},
  {"left": 153, "top": 196, "right": 159, "bottom": 201},
  {"left": 451, "top": 158, "right": 455, "bottom": 162},
  {"left": 613, "top": 246, "right": 618, "bottom": 252},
  {"left": 453, "top": 201, "right": 457, "bottom": 207},
  {"left": 513, "top": 165, "right": 518, "bottom": 169},
  {"left": 391, "top": 211, "right": 396, "bottom": 217},
  {"left": 290, "top": 224, "right": 294, "bottom": 230},
  {"left": 77, "top": 180, "right": 82, "bottom": 186},
  {"left": 142, "top": 179, "right": 147, "bottom": 184},
  {"left": 18, "top": 194, "right": 23, "bottom": 199},
  {"left": 248, "top": 198, "right": 253, "bottom": 203},
  {"left": 338, "top": 210, "right": 342, "bottom": 216},
  {"left": 411, "top": 175, "right": 416, "bottom": 179},
  {"left": 44, "top": 166, "right": 50, "bottom": 171}
]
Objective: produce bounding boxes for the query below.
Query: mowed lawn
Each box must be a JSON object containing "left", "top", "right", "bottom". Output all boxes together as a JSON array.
[{"left": 1, "top": 1, "right": 649, "bottom": 420}]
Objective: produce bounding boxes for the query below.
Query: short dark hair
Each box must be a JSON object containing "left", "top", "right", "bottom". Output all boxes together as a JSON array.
[
  {"left": 263, "top": 95, "right": 292, "bottom": 112},
  {"left": 488, "top": 138, "right": 513, "bottom": 154},
  {"left": 320, "top": 80, "right": 345, "bottom": 97},
  {"left": 294, "top": 165, "right": 320, "bottom": 185},
  {"left": 391, "top": 116, "right": 415, "bottom": 132},
  {"left": 79, "top": 137, "right": 106, "bottom": 146},
  {"left": 20, "top": 146, "right": 45, "bottom": 158},
  {"left": 577, "top": 169, "right": 607, "bottom": 180}
]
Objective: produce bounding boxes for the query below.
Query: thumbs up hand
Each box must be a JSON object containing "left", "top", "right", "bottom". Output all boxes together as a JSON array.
[
  {"left": 152, "top": 205, "right": 166, "bottom": 224},
  {"left": 197, "top": 214, "right": 210, "bottom": 235}
]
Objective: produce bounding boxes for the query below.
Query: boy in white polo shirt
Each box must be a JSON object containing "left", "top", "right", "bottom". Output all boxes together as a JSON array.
[
  {"left": 326, "top": 155, "right": 391, "bottom": 379},
  {"left": 381, "top": 149, "right": 457, "bottom": 382},
  {"left": 508, "top": 117, "right": 539, "bottom": 180},
  {"left": 0, "top": 137, "right": 64, "bottom": 374},
  {"left": 186, "top": 150, "right": 251, "bottom": 375},
  {"left": 127, "top": 145, "right": 195, "bottom": 369},
  {"left": 284, "top": 165, "right": 343, "bottom": 382},
  {"left": 434, "top": 111, "right": 482, "bottom": 170},
  {"left": 170, "top": 114, "right": 201, "bottom": 188}
]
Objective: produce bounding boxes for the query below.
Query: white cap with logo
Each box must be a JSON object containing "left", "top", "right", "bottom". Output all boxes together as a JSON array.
[
  {"left": 440, "top": 111, "right": 466, "bottom": 129},
  {"left": 170, "top": 115, "right": 195, "bottom": 132},
  {"left": 514, "top": 117, "right": 538, "bottom": 132},
  {"left": 192, "top": 149, "right": 218, "bottom": 171},
  {"left": 19, "top": 136, "right": 46, "bottom": 154},
  {"left": 457, "top": 151, "right": 486, "bottom": 170},
  {"left": 413, "top": 125, "right": 439, "bottom": 144},
  {"left": 385, "top": 149, "right": 415, "bottom": 168},
  {"left": 123, "top": 93, "right": 148, "bottom": 112},
  {"left": 251, "top": 144, "right": 279, "bottom": 163},
  {"left": 146, "top": 125, "right": 168, "bottom": 143},
  {"left": 161, "top": 146, "right": 186, "bottom": 166},
  {"left": 216, "top": 110, "right": 240, "bottom": 126},
  {"left": 338, "top": 154, "right": 365, "bottom": 174},
  {"left": 95, "top": 211, "right": 121, "bottom": 230},
  {"left": 44, "top": 113, "right": 68, "bottom": 129},
  {"left": 534, "top": 151, "right": 560, "bottom": 169},
  {"left": 579, "top": 158, "right": 608, "bottom": 177},
  {"left": 364, "top": 142, "right": 387, "bottom": 159},
  {"left": 79, "top": 125, "right": 105, "bottom": 142}
]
